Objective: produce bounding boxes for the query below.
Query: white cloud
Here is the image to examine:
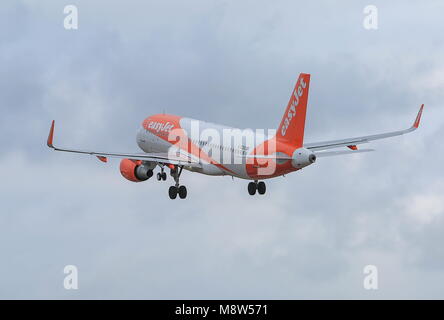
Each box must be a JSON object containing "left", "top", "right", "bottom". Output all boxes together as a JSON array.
[{"left": 402, "top": 193, "right": 444, "bottom": 225}]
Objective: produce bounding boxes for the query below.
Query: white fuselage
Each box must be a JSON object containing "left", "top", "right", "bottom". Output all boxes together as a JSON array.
[{"left": 136, "top": 117, "right": 270, "bottom": 179}]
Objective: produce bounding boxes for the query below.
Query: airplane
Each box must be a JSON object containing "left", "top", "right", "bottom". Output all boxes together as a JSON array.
[{"left": 46, "top": 73, "right": 424, "bottom": 199}]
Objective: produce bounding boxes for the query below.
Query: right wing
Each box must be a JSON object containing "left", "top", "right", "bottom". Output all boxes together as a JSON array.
[
  {"left": 46, "top": 121, "right": 202, "bottom": 168},
  {"left": 304, "top": 104, "right": 424, "bottom": 151}
]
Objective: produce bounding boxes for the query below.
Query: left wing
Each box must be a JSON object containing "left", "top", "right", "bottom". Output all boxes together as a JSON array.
[
  {"left": 46, "top": 121, "right": 202, "bottom": 168},
  {"left": 304, "top": 104, "right": 423, "bottom": 151}
]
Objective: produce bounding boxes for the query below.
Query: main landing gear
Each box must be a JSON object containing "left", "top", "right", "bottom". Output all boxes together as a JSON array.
[
  {"left": 248, "top": 180, "right": 266, "bottom": 196},
  {"left": 168, "top": 166, "right": 187, "bottom": 200},
  {"left": 169, "top": 185, "right": 187, "bottom": 200}
]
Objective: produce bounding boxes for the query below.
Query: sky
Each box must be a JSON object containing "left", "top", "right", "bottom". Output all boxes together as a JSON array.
[{"left": 0, "top": 0, "right": 443, "bottom": 299}]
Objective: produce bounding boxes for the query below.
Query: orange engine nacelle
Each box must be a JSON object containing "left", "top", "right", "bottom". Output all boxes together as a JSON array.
[{"left": 119, "top": 159, "right": 153, "bottom": 182}]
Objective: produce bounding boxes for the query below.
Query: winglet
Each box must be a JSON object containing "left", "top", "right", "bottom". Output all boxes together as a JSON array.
[
  {"left": 413, "top": 104, "right": 424, "bottom": 129},
  {"left": 47, "top": 120, "right": 55, "bottom": 148}
]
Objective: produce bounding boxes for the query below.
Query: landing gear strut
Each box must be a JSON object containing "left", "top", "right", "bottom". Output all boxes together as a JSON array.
[
  {"left": 248, "top": 181, "right": 266, "bottom": 196},
  {"left": 168, "top": 166, "right": 187, "bottom": 199}
]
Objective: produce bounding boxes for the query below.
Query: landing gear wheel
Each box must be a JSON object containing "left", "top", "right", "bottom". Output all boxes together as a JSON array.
[
  {"left": 169, "top": 165, "right": 185, "bottom": 199},
  {"left": 257, "top": 181, "right": 266, "bottom": 195},
  {"left": 178, "top": 185, "right": 187, "bottom": 199},
  {"left": 248, "top": 182, "right": 257, "bottom": 195},
  {"left": 157, "top": 172, "right": 162, "bottom": 181},
  {"left": 168, "top": 186, "right": 178, "bottom": 199},
  {"left": 161, "top": 172, "right": 167, "bottom": 181}
]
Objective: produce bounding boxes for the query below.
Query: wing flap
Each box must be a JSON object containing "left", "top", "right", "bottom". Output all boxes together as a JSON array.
[{"left": 314, "top": 149, "right": 374, "bottom": 157}]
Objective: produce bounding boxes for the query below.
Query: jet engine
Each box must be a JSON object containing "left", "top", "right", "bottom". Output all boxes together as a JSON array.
[
  {"left": 119, "top": 159, "right": 155, "bottom": 182},
  {"left": 291, "top": 148, "right": 316, "bottom": 169}
]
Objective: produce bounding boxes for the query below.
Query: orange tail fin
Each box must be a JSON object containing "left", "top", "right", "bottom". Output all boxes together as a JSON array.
[{"left": 276, "top": 73, "right": 311, "bottom": 147}]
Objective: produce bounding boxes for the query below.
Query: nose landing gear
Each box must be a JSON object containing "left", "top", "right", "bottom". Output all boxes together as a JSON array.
[
  {"left": 156, "top": 169, "right": 167, "bottom": 181},
  {"left": 248, "top": 180, "right": 266, "bottom": 196}
]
